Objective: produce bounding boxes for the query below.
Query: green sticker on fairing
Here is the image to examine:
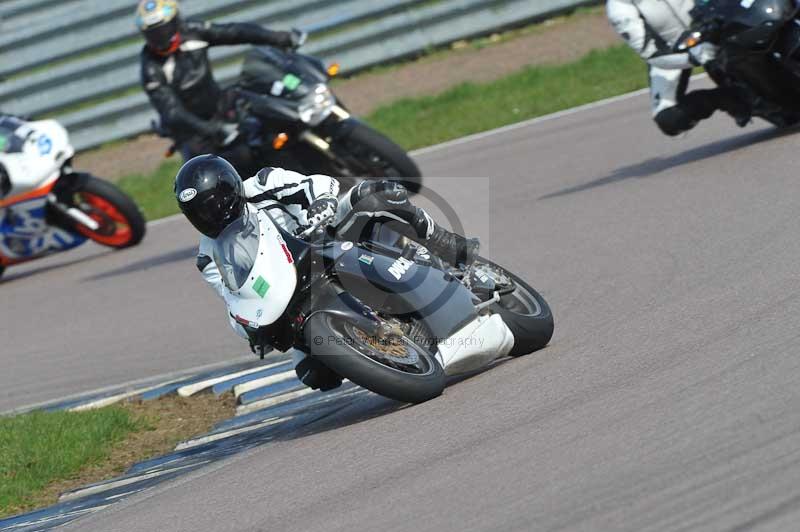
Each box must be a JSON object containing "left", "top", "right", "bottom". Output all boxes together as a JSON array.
[
  {"left": 282, "top": 74, "right": 302, "bottom": 91},
  {"left": 0, "top": 135, "right": 8, "bottom": 152},
  {"left": 253, "top": 276, "right": 270, "bottom": 298}
]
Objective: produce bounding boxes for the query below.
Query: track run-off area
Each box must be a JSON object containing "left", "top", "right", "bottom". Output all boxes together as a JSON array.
[{"left": 4, "top": 86, "right": 800, "bottom": 531}]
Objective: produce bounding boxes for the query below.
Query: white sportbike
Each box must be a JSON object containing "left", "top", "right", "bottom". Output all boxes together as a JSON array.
[
  {"left": 0, "top": 116, "right": 145, "bottom": 279},
  {"left": 217, "top": 208, "right": 554, "bottom": 403}
]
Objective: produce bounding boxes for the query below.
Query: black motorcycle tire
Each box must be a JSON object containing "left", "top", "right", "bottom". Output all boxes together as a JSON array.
[
  {"left": 478, "top": 258, "right": 554, "bottom": 357},
  {"left": 763, "top": 112, "right": 800, "bottom": 128},
  {"left": 73, "top": 176, "right": 146, "bottom": 249},
  {"left": 304, "top": 313, "right": 445, "bottom": 404},
  {"left": 337, "top": 122, "right": 423, "bottom": 193}
]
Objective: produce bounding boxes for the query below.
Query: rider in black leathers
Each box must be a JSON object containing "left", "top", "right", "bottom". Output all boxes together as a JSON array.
[{"left": 136, "top": 0, "right": 306, "bottom": 172}]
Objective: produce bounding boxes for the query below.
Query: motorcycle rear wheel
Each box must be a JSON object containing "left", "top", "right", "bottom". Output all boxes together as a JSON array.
[
  {"left": 73, "top": 176, "right": 146, "bottom": 249},
  {"left": 304, "top": 314, "right": 445, "bottom": 404},
  {"left": 760, "top": 111, "right": 800, "bottom": 128}
]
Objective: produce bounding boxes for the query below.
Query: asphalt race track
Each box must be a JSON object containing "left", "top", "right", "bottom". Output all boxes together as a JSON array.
[
  {"left": 0, "top": 216, "right": 255, "bottom": 413},
  {"left": 7, "top": 89, "right": 800, "bottom": 531}
]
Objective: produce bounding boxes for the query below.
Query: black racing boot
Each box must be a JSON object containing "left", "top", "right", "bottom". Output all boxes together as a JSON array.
[
  {"left": 685, "top": 87, "right": 751, "bottom": 128},
  {"left": 425, "top": 226, "right": 480, "bottom": 267}
]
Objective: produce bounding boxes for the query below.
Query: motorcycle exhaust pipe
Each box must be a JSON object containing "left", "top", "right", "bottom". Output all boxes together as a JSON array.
[{"left": 48, "top": 194, "right": 101, "bottom": 231}]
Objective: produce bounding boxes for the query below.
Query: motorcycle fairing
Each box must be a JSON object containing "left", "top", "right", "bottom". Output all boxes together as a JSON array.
[
  {"left": 0, "top": 119, "right": 74, "bottom": 200},
  {"left": 0, "top": 192, "right": 86, "bottom": 265},
  {"left": 222, "top": 208, "right": 298, "bottom": 328},
  {"left": 328, "top": 244, "right": 479, "bottom": 342},
  {"left": 238, "top": 47, "right": 336, "bottom": 128},
  {"left": 236, "top": 89, "right": 305, "bottom": 123},
  {"left": 777, "top": 15, "right": 800, "bottom": 60},
  {"left": 693, "top": 0, "right": 800, "bottom": 113},
  {"left": 241, "top": 47, "right": 328, "bottom": 98},
  {"left": 695, "top": 0, "right": 796, "bottom": 48}
]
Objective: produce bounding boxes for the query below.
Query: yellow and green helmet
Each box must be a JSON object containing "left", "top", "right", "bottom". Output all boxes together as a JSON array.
[{"left": 136, "top": 0, "right": 181, "bottom": 53}]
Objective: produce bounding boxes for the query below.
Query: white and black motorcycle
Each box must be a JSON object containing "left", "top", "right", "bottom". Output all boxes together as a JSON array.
[
  {"left": 217, "top": 209, "right": 553, "bottom": 404},
  {"left": 0, "top": 116, "right": 145, "bottom": 279}
]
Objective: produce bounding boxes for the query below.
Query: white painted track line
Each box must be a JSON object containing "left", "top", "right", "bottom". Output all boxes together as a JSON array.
[
  {"left": 3, "top": 357, "right": 258, "bottom": 415},
  {"left": 233, "top": 370, "right": 296, "bottom": 397},
  {"left": 174, "top": 417, "right": 288, "bottom": 451},
  {"left": 235, "top": 387, "right": 317, "bottom": 416},
  {"left": 68, "top": 383, "right": 172, "bottom": 412},
  {"left": 177, "top": 361, "right": 287, "bottom": 397},
  {"left": 58, "top": 463, "right": 201, "bottom": 503},
  {"left": 235, "top": 379, "right": 354, "bottom": 416}
]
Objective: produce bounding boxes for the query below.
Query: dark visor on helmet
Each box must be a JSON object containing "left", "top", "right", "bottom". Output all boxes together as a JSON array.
[
  {"left": 180, "top": 180, "right": 244, "bottom": 237},
  {"left": 144, "top": 18, "right": 179, "bottom": 51}
]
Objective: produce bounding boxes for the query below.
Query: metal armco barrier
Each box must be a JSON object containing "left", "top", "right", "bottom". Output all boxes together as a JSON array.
[{"left": 0, "top": 0, "right": 594, "bottom": 151}]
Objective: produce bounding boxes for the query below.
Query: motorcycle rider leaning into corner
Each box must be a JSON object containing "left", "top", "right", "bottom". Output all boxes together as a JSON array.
[
  {"left": 174, "top": 155, "right": 480, "bottom": 391},
  {"left": 606, "top": 0, "right": 750, "bottom": 136},
  {"left": 137, "top": 0, "right": 307, "bottom": 171}
]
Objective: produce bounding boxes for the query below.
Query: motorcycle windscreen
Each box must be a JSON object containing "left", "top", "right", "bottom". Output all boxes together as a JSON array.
[
  {"left": 240, "top": 47, "right": 327, "bottom": 97},
  {"left": 213, "top": 209, "right": 260, "bottom": 292},
  {"left": 241, "top": 48, "right": 288, "bottom": 89},
  {"left": 216, "top": 208, "right": 298, "bottom": 327},
  {"left": 0, "top": 116, "right": 30, "bottom": 154}
]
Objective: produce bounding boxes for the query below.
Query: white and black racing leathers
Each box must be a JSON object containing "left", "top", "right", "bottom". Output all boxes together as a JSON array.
[
  {"left": 195, "top": 168, "right": 447, "bottom": 302},
  {"left": 194, "top": 168, "right": 473, "bottom": 390},
  {"left": 196, "top": 167, "right": 345, "bottom": 390},
  {"left": 606, "top": 0, "right": 743, "bottom": 135}
]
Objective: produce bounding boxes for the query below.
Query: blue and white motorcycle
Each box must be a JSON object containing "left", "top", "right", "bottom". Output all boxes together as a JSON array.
[{"left": 0, "top": 116, "right": 145, "bottom": 280}]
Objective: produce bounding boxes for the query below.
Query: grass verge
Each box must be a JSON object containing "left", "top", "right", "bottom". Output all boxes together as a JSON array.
[
  {"left": 118, "top": 160, "right": 183, "bottom": 221},
  {"left": 0, "top": 407, "right": 138, "bottom": 517},
  {"left": 117, "top": 44, "right": 647, "bottom": 221},
  {"left": 0, "top": 393, "right": 235, "bottom": 519},
  {"left": 366, "top": 44, "right": 646, "bottom": 150}
]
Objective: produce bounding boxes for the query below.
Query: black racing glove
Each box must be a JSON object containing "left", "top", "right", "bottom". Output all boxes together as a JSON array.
[
  {"left": 201, "top": 120, "right": 239, "bottom": 147},
  {"left": 306, "top": 196, "right": 338, "bottom": 228},
  {"left": 287, "top": 28, "right": 308, "bottom": 49}
]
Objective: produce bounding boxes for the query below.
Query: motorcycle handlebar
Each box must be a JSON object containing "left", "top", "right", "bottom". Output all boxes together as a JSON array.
[{"left": 293, "top": 217, "right": 330, "bottom": 238}]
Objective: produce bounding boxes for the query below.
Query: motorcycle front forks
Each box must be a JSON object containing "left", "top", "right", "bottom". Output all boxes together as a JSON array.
[
  {"left": 298, "top": 105, "right": 352, "bottom": 159},
  {"left": 47, "top": 194, "right": 100, "bottom": 231}
]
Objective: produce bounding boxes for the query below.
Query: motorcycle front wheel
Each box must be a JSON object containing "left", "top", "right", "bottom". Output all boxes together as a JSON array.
[
  {"left": 304, "top": 313, "right": 445, "bottom": 404},
  {"left": 72, "top": 176, "right": 146, "bottom": 249},
  {"left": 332, "top": 121, "right": 423, "bottom": 193}
]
